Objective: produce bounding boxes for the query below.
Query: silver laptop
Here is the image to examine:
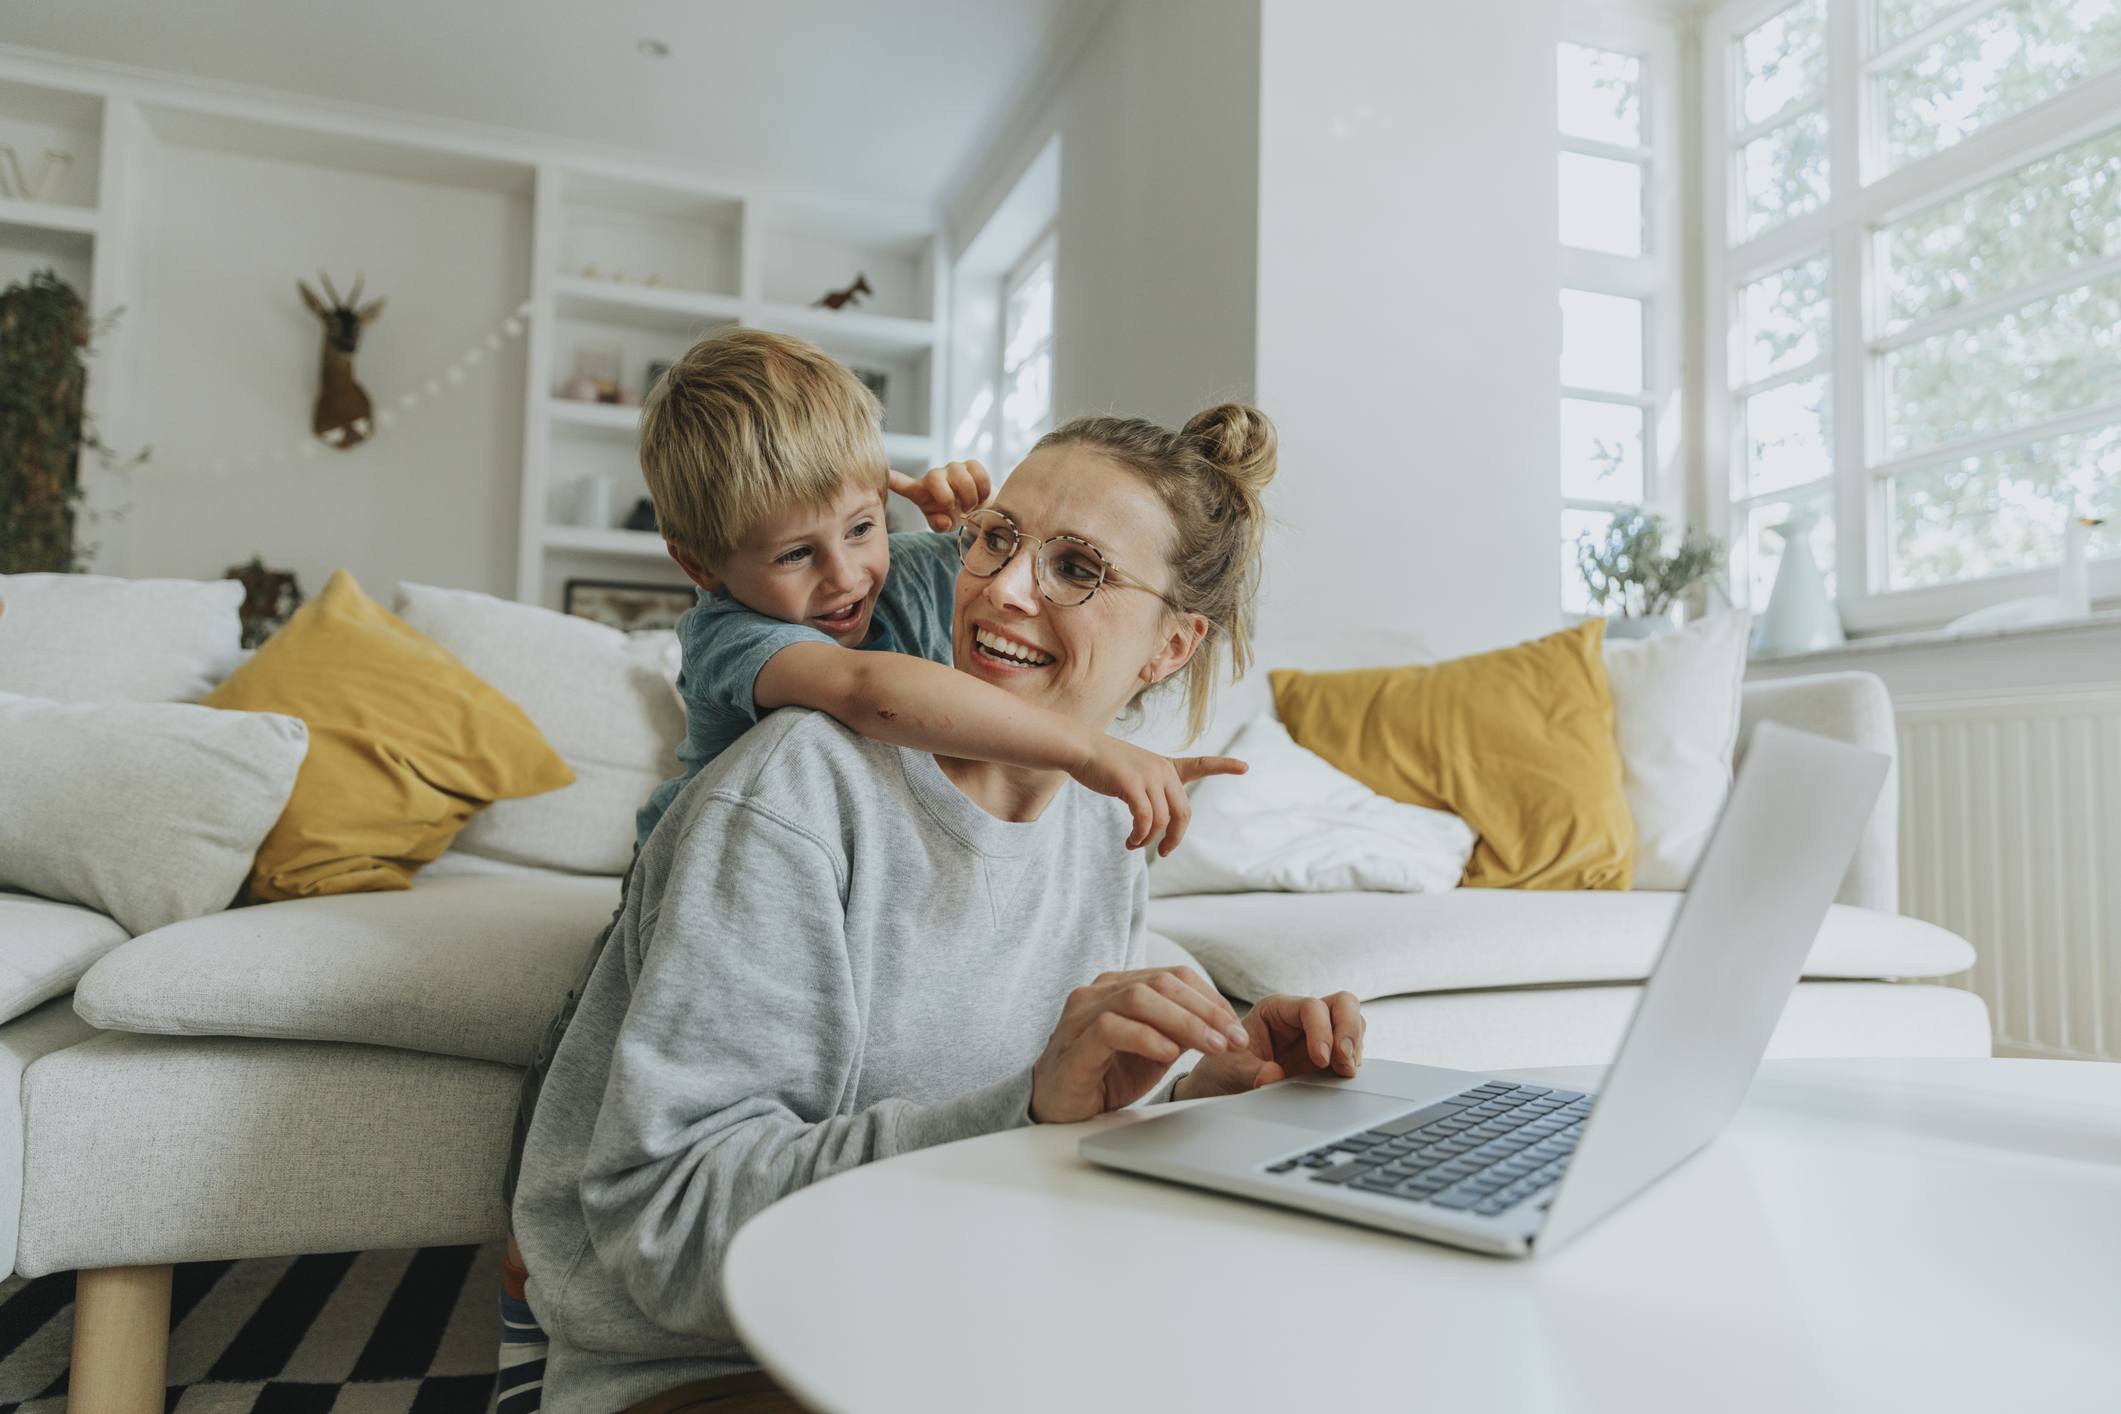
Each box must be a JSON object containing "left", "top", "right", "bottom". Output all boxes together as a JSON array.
[{"left": 1081, "top": 721, "right": 1889, "bottom": 1257}]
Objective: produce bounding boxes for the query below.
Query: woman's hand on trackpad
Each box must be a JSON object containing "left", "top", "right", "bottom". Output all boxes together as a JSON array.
[
  {"left": 1030, "top": 967, "right": 1249, "bottom": 1124},
  {"left": 1174, "top": 992, "right": 1365, "bottom": 1101}
]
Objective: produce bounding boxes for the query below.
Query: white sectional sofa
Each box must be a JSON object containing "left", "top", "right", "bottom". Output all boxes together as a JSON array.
[{"left": 0, "top": 573, "right": 1986, "bottom": 1407}]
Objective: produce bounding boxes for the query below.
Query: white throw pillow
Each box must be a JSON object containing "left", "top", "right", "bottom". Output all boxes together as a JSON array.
[
  {"left": 394, "top": 583, "right": 686, "bottom": 875},
  {"left": 1602, "top": 611, "right": 1751, "bottom": 890},
  {"left": 0, "top": 691, "right": 309, "bottom": 936},
  {"left": 0, "top": 574, "right": 245, "bottom": 703},
  {"left": 1149, "top": 717, "right": 1476, "bottom": 898}
]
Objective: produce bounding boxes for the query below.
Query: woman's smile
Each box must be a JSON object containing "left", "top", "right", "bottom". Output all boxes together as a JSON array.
[{"left": 972, "top": 624, "right": 1056, "bottom": 667}]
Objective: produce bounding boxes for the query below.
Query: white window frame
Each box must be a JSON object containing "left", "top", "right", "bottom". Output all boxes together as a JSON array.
[
  {"left": 999, "top": 228, "right": 1057, "bottom": 472},
  {"left": 1702, "top": 0, "right": 2121, "bottom": 634},
  {"left": 1560, "top": 10, "right": 1689, "bottom": 615}
]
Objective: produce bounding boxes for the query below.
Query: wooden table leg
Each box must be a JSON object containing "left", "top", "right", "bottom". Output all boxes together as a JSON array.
[{"left": 71, "top": 1264, "right": 171, "bottom": 1414}]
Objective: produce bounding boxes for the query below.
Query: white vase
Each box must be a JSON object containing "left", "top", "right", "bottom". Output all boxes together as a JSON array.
[
  {"left": 1603, "top": 614, "right": 1676, "bottom": 640},
  {"left": 2058, "top": 514, "right": 2107, "bottom": 619},
  {"left": 573, "top": 475, "right": 613, "bottom": 529},
  {"left": 1753, "top": 512, "right": 1844, "bottom": 655}
]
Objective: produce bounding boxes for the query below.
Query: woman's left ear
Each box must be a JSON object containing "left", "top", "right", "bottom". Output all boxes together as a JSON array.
[{"left": 1141, "top": 612, "right": 1210, "bottom": 686}]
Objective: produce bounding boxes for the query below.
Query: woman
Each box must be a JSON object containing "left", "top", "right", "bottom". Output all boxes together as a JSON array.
[{"left": 514, "top": 405, "right": 1365, "bottom": 1413}]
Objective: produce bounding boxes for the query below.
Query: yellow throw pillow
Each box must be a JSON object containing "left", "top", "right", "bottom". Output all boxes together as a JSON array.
[
  {"left": 1270, "top": 621, "right": 1633, "bottom": 891},
  {"left": 203, "top": 568, "right": 575, "bottom": 900}
]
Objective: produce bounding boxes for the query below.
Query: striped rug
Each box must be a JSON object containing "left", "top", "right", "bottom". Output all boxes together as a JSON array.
[{"left": 0, "top": 1241, "right": 506, "bottom": 1414}]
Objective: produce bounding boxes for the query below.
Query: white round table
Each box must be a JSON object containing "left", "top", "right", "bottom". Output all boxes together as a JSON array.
[{"left": 725, "top": 1058, "right": 2121, "bottom": 1414}]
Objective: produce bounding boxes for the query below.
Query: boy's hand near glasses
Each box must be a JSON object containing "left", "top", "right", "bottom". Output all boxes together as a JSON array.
[{"left": 889, "top": 460, "right": 994, "bottom": 531}]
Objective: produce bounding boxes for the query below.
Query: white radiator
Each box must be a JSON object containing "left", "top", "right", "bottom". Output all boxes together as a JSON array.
[{"left": 1896, "top": 682, "right": 2121, "bottom": 1062}]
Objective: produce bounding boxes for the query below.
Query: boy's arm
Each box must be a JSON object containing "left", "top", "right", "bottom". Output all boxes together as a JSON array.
[{"left": 754, "top": 642, "right": 1242, "bottom": 855}]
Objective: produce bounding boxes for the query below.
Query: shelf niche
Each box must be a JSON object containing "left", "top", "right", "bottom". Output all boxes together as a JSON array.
[{"left": 558, "top": 170, "right": 742, "bottom": 301}]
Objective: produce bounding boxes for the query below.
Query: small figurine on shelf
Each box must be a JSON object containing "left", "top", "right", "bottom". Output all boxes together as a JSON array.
[
  {"left": 224, "top": 557, "right": 305, "bottom": 649},
  {"left": 564, "top": 342, "right": 624, "bottom": 403},
  {"left": 814, "top": 274, "right": 873, "bottom": 311},
  {"left": 623, "top": 497, "right": 659, "bottom": 533}
]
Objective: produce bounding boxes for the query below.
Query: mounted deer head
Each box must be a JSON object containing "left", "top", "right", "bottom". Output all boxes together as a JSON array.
[{"left": 298, "top": 272, "right": 386, "bottom": 449}]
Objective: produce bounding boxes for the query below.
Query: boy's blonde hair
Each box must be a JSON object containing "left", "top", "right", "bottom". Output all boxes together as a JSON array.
[{"left": 640, "top": 328, "right": 887, "bottom": 568}]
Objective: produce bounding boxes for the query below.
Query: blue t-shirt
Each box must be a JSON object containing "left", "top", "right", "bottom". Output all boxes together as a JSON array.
[{"left": 635, "top": 530, "right": 960, "bottom": 843}]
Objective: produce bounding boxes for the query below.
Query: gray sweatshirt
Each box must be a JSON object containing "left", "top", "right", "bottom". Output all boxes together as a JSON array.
[{"left": 514, "top": 707, "right": 1147, "bottom": 1413}]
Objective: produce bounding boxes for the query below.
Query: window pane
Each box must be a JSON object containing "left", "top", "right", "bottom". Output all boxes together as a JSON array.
[
  {"left": 1746, "top": 373, "right": 1833, "bottom": 495},
  {"left": 1741, "top": 107, "right": 1831, "bottom": 239},
  {"left": 1741, "top": 0, "right": 1829, "bottom": 124},
  {"left": 1561, "top": 399, "right": 1646, "bottom": 501},
  {"left": 1560, "top": 289, "right": 1645, "bottom": 394},
  {"left": 1558, "top": 42, "right": 1643, "bottom": 146},
  {"left": 1003, "top": 258, "right": 1053, "bottom": 372},
  {"left": 1888, "top": 422, "right": 2120, "bottom": 586},
  {"left": 1743, "top": 492, "right": 1837, "bottom": 607},
  {"left": 1563, "top": 507, "right": 1617, "bottom": 615},
  {"left": 1880, "top": 0, "right": 2121, "bottom": 171},
  {"left": 1885, "top": 269, "right": 2121, "bottom": 458},
  {"left": 1885, "top": 124, "right": 2121, "bottom": 330},
  {"left": 1742, "top": 252, "right": 1832, "bottom": 384},
  {"left": 1000, "top": 349, "right": 1050, "bottom": 469},
  {"left": 1878, "top": 0, "right": 1974, "bottom": 48},
  {"left": 1559, "top": 152, "right": 1645, "bottom": 255}
]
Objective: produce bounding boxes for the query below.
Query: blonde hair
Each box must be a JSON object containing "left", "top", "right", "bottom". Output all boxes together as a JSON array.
[
  {"left": 1034, "top": 403, "right": 1277, "bottom": 744},
  {"left": 639, "top": 328, "right": 887, "bottom": 567}
]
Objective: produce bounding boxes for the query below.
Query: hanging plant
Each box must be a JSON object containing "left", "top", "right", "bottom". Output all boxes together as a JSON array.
[{"left": 0, "top": 270, "right": 144, "bottom": 574}]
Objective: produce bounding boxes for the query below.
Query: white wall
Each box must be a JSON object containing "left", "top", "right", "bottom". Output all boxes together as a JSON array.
[
  {"left": 949, "top": 0, "right": 1261, "bottom": 437},
  {"left": 1252, "top": 0, "right": 1563, "bottom": 675},
  {"left": 109, "top": 142, "right": 530, "bottom": 599}
]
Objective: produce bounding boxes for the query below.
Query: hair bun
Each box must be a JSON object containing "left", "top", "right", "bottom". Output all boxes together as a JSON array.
[{"left": 1182, "top": 403, "right": 1278, "bottom": 493}]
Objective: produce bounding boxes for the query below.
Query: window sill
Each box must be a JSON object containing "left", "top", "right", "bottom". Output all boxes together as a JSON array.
[
  {"left": 1745, "top": 607, "right": 2121, "bottom": 697},
  {"left": 1748, "top": 607, "right": 2121, "bottom": 669}
]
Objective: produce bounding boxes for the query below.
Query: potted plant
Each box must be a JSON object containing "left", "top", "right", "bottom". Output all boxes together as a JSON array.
[
  {"left": 1576, "top": 504, "right": 1727, "bottom": 638},
  {"left": 0, "top": 269, "right": 142, "bottom": 574}
]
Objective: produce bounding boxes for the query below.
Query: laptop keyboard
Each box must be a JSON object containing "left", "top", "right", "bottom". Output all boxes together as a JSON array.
[{"left": 1264, "top": 1080, "right": 1594, "bottom": 1218}]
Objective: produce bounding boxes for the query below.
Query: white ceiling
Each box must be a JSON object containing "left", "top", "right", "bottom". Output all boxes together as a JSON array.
[{"left": 0, "top": 0, "right": 1086, "bottom": 207}]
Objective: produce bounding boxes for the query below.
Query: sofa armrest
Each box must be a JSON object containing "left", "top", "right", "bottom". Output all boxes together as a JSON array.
[{"left": 1738, "top": 671, "right": 1897, "bottom": 913}]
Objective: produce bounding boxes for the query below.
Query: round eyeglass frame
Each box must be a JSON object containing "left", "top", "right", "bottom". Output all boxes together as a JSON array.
[{"left": 954, "top": 508, "right": 1179, "bottom": 609}]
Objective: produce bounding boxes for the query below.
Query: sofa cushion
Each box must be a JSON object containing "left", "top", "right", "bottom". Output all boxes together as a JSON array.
[
  {"left": 394, "top": 582, "right": 683, "bottom": 876},
  {"left": 1270, "top": 622, "right": 1633, "bottom": 890},
  {"left": 0, "top": 692, "right": 309, "bottom": 937},
  {"left": 72, "top": 874, "right": 620, "bottom": 1065},
  {"left": 1149, "top": 717, "right": 1475, "bottom": 898},
  {"left": 202, "top": 569, "right": 577, "bottom": 901},
  {"left": 1146, "top": 890, "right": 1975, "bottom": 1002},
  {"left": 1603, "top": 611, "right": 1750, "bottom": 890},
  {"left": 0, "top": 892, "right": 131, "bottom": 1026},
  {"left": 0, "top": 573, "right": 244, "bottom": 704}
]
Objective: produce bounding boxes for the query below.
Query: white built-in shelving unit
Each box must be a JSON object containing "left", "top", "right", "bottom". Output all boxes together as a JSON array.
[
  {"left": 521, "top": 167, "right": 945, "bottom": 605},
  {"left": 0, "top": 48, "right": 946, "bottom": 610}
]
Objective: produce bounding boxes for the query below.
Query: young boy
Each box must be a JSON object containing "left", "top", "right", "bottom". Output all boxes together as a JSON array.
[
  {"left": 632, "top": 327, "right": 1223, "bottom": 849},
  {"left": 496, "top": 328, "right": 1238, "bottom": 1414}
]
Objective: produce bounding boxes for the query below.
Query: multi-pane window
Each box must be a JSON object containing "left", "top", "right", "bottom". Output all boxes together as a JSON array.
[
  {"left": 1558, "top": 26, "right": 1680, "bottom": 615},
  {"left": 999, "top": 234, "right": 1055, "bottom": 473},
  {"left": 1709, "top": 0, "right": 2121, "bottom": 632}
]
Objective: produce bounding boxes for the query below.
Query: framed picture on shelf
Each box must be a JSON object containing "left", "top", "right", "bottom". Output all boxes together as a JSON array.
[{"left": 563, "top": 579, "right": 698, "bottom": 632}]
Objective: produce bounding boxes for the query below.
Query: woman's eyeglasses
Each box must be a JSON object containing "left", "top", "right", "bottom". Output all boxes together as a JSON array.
[{"left": 955, "top": 508, "right": 1178, "bottom": 609}]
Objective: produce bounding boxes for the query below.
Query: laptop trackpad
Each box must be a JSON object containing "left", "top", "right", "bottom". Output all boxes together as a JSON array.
[{"left": 1225, "top": 1081, "right": 1411, "bottom": 1133}]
